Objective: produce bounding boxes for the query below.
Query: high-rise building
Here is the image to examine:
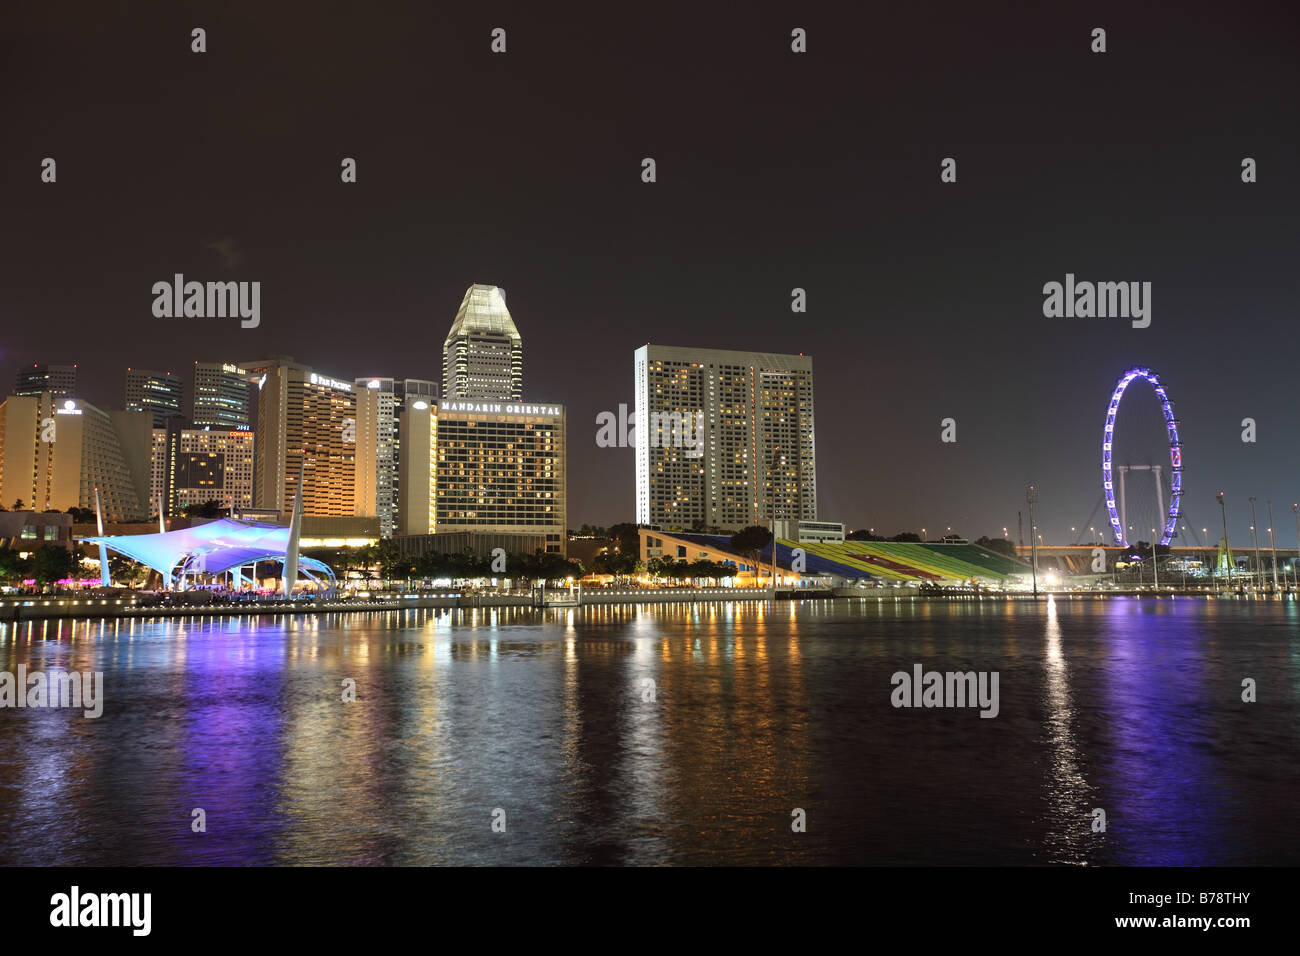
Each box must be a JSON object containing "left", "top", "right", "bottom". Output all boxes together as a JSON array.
[
  {"left": 191, "top": 361, "right": 251, "bottom": 429},
  {"left": 0, "top": 393, "right": 151, "bottom": 522},
  {"left": 443, "top": 284, "right": 522, "bottom": 401},
  {"left": 124, "top": 368, "right": 184, "bottom": 427},
  {"left": 633, "top": 345, "right": 816, "bottom": 532},
  {"left": 354, "top": 377, "right": 438, "bottom": 539},
  {"left": 399, "top": 398, "right": 565, "bottom": 554},
  {"left": 14, "top": 364, "right": 77, "bottom": 398},
  {"left": 241, "top": 357, "right": 357, "bottom": 517},
  {"left": 396, "top": 397, "right": 436, "bottom": 538},
  {"left": 149, "top": 422, "right": 255, "bottom": 518}
]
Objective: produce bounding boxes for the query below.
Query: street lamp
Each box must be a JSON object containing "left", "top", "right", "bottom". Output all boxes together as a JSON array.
[
  {"left": 1249, "top": 497, "right": 1262, "bottom": 595},
  {"left": 1151, "top": 527, "right": 1159, "bottom": 590},
  {"left": 1293, "top": 504, "right": 1300, "bottom": 593},
  {"left": 1267, "top": 500, "right": 1280, "bottom": 594},
  {"left": 1217, "top": 492, "right": 1231, "bottom": 593},
  {"left": 1027, "top": 485, "right": 1039, "bottom": 597}
]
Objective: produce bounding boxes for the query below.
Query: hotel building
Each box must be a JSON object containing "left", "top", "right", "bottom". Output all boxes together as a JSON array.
[
  {"left": 191, "top": 361, "right": 252, "bottom": 429},
  {"left": 0, "top": 393, "right": 152, "bottom": 522},
  {"left": 633, "top": 345, "right": 816, "bottom": 532},
  {"left": 398, "top": 399, "right": 565, "bottom": 555},
  {"left": 241, "top": 357, "right": 357, "bottom": 517},
  {"left": 149, "top": 422, "right": 255, "bottom": 518}
]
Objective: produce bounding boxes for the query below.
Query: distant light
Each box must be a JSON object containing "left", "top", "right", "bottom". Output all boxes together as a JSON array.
[
  {"left": 63, "top": 400, "right": 75, "bottom": 411},
  {"left": 412, "top": 400, "right": 429, "bottom": 410},
  {"left": 367, "top": 379, "right": 381, "bottom": 389}
]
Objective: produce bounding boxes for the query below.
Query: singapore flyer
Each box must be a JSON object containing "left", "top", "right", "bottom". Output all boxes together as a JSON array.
[{"left": 1102, "top": 366, "right": 1183, "bottom": 548}]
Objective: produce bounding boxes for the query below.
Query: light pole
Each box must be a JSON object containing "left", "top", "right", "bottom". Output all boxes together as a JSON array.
[
  {"left": 769, "top": 444, "right": 779, "bottom": 593},
  {"left": 1249, "top": 497, "right": 1262, "bottom": 595},
  {"left": 1027, "top": 485, "right": 1039, "bottom": 597},
  {"left": 1267, "top": 500, "right": 1280, "bottom": 595},
  {"left": 1294, "top": 503, "right": 1300, "bottom": 593},
  {"left": 1151, "top": 528, "right": 1159, "bottom": 590},
  {"left": 1217, "top": 492, "right": 1230, "bottom": 594}
]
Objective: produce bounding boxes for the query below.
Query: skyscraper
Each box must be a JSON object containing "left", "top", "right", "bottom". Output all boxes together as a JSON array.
[
  {"left": 354, "top": 376, "right": 438, "bottom": 539},
  {"left": 442, "top": 284, "right": 522, "bottom": 401},
  {"left": 633, "top": 345, "right": 816, "bottom": 532},
  {"left": 191, "top": 361, "right": 252, "bottom": 429},
  {"left": 14, "top": 364, "right": 77, "bottom": 398},
  {"left": 124, "top": 368, "right": 184, "bottom": 427},
  {"left": 241, "top": 357, "right": 356, "bottom": 517}
]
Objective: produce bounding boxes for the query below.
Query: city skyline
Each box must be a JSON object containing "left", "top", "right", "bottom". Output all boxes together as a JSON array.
[{"left": 3, "top": 3, "right": 1298, "bottom": 544}]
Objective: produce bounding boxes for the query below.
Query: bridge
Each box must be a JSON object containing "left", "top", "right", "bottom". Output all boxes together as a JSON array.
[{"left": 1018, "top": 544, "right": 1299, "bottom": 578}]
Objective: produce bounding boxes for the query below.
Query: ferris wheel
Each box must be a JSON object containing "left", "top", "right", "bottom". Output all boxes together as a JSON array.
[{"left": 1101, "top": 367, "right": 1183, "bottom": 548}]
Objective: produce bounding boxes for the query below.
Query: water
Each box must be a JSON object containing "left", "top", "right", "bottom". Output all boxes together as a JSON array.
[{"left": 1, "top": 597, "right": 1296, "bottom": 866}]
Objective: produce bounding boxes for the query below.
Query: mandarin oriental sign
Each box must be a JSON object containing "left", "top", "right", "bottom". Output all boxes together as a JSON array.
[{"left": 440, "top": 401, "right": 561, "bottom": 416}]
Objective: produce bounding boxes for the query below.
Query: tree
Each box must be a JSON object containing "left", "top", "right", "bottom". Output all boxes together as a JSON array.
[
  {"left": 31, "top": 546, "right": 77, "bottom": 586},
  {"left": 847, "top": 528, "right": 884, "bottom": 541},
  {"left": 730, "top": 525, "right": 773, "bottom": 583},
  {"left": 374, "top": 540, "right": 406, "bottom": 579},
  {"left": 686, "top": 558, "right": 730, "bottom": 582},
  {"left": 593, "top": 549, "right": 639, "bottom": 582},
  {"left": 182, "top": 499, "right": 224, "bottom": 519},
  {"left": 0, "top": 548, "right": 30, "bottom": 584},
  {"left": 108, "top": 553, "right": 146, "bottom": 587},
  {"left": 12, "top": 499, "right": 25, "bottom": 511},
  {"left": 607, "top": 522, "right": 642, "bottom": 556},
  {"left": 890, "top": 532, "right": 921, "bottom": 542}
]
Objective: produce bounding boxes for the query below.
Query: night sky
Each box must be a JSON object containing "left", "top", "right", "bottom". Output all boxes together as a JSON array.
[{"left": 3, "top": 1, "right": 1298, "bottom": 543}]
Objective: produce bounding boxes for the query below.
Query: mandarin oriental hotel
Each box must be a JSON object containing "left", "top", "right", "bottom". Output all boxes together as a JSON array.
[{"left": 398, "top": 400, "right": 566, "bottom": 555}]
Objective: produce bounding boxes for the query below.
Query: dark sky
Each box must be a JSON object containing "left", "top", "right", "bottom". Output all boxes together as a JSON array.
[{"left": 3, "top": 1, "right": 1298, "bottom": 544}]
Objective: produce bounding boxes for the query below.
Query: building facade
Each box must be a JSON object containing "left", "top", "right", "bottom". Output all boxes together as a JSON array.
[
  {"left": 14, "top": 364, "right": 77, "bottom": 398},
  {"left": 354, "top": 377, "right": 438, "bottom": 539},
  {"left": 0, "top": 393, "right": 152, "bottom": 522},
  {"left": 398, "top": 399, "right": 565, "bottom": 554},
  {"left": 241, "top": 357, "right": 357, "bottom": 517},
  {"left": 149, "top": 422, "right": 255, "bottom": 518},
  {"left": 443, "top": 284, "right": 522, "bottom": 401},
  {"left": 633, "top": 345, "right": 816, "bottom": 532},
  {"left": 124, "top": 368, "right": 184, "bottom": 427},
  {"left": 191, "top": 361, "right": 251, "bottom": 429}
]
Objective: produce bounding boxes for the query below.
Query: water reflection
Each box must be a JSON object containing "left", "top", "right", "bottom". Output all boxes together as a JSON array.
[{"left": 0, "top": 599, "right": 1297, "bottom": 865}]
